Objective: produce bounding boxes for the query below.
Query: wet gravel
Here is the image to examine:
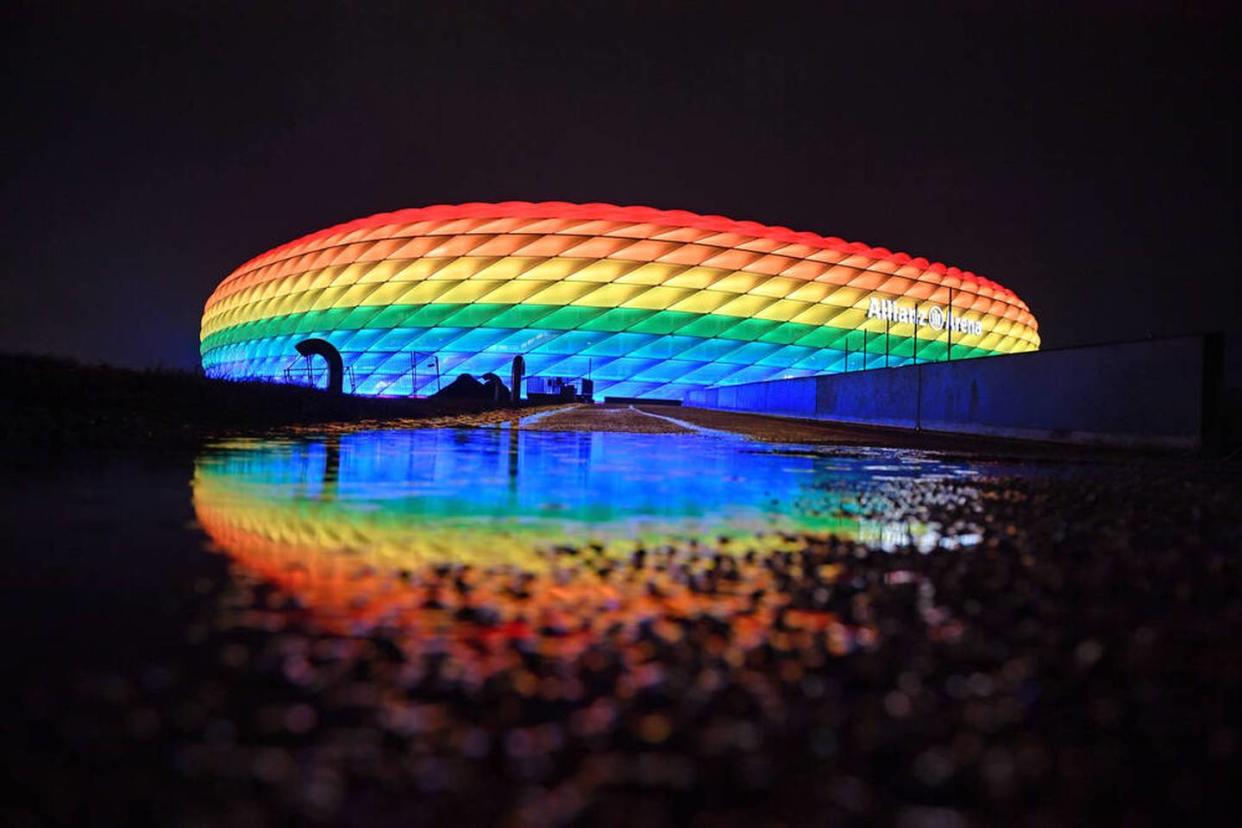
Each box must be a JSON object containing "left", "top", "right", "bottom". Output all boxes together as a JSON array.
[
  {"left": 524, "top": 405, "right": 693, "bottom": 434},
  {"left": 4, "top": 458, "right": 1239, "bottom": 826}
]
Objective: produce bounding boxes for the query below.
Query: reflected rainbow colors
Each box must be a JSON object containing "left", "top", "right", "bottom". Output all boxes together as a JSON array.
[
  {"left": 191, "top": 426, "right": 983, "bottom": 646},
  {"left": 192, "top": 426, "right": 867, "bottom": 572},
  {"left": 192, "top": 426, "right": 993, "bottom": 565},
  {"left": 201, "top": 202, "right": 1039, "bottom": 398}
]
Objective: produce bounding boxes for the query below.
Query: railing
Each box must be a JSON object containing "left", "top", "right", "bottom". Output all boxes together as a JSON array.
[
  {"left": 282, "top": 355, "right": 356, "bottom": 392},
  {"left": 408, "top": 352, "right": 441, "bottom": 397}
]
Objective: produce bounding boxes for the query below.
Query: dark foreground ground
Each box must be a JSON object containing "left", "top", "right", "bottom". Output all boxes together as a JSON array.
[{"left": 3, "top": 443, "right": 1240, "bottom": 825}]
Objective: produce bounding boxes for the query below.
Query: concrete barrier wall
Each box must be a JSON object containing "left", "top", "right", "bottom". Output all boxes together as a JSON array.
[{"left": 684, "top": 335, "right": 1218, "bottom": 449}]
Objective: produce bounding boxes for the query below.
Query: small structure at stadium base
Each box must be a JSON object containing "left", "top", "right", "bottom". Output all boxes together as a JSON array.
[{"left": 294, "top": 338, "right": 344, "bottom": 395}]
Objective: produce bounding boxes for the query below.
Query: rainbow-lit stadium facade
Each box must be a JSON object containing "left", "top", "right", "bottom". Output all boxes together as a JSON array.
[{"left": 201, "top": 202, "right": 1039, "bottom": 398}]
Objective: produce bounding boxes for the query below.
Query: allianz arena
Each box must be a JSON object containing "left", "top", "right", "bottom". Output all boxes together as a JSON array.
[{"left": 201, "top": 202, "right": 1040, "bottom": 399}]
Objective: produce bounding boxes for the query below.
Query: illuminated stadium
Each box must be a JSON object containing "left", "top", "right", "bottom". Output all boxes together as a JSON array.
[{"left": 200, "top": 202, "right": 1040, "bottom": 398}]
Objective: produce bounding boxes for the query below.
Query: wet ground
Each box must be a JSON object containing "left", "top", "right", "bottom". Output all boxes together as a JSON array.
[
  {"left": 522, "top": 405, "right": 693, "bottom": 434},
  {"left": 2, "top": 405, "right": 1239, "bottom": 825}
]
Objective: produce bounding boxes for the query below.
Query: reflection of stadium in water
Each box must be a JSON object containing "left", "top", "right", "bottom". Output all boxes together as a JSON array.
[
  {"left": 192, "top": 426, "right": 991, "bottom": 646},
  {"left": 193, "top": 426, "right": 988, "bottom": 567}
]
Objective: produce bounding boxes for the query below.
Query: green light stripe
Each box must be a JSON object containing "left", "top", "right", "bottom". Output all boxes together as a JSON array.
[{"left": 200, "top": 303, "right": 1006, "bottom": 360}]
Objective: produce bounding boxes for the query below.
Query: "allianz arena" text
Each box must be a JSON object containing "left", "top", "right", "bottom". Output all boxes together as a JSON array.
[{"left": 866, "top": 297, "right": 985, "bottom": 337}]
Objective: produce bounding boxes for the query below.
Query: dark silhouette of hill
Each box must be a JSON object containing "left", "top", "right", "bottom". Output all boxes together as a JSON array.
[{"left": 0, "top": 354, "right": 514, "bottom": 452}]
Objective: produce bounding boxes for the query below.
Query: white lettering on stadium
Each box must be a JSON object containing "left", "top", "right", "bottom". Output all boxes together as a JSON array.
[{"left": 866, "top": 297, "right": 984, "bottom": 337}]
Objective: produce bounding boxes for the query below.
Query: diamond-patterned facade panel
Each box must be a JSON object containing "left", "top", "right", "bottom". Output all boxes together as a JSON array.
[{"left": 201, "top": 202, "right": 1040, "bottom": 398}]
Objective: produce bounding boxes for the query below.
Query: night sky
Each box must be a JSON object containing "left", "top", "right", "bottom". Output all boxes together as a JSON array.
[{"left": 2, "top": 1, "right": 1235, "bottom": 371}]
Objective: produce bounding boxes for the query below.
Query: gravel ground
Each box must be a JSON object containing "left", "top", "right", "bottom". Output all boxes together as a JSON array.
[
  {"left": 6, "top": 453, "right": 1239, "bottom": 826},
  {"left": 523, "top": 405, "right": 693, "bottom": 434}
]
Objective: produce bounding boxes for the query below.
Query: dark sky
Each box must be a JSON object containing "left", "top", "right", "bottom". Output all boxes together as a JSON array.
[{"left": 2, "top": 1, "right": 1235, "bottom": 370}]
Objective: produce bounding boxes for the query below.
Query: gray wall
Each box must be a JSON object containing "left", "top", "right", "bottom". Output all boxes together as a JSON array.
[{"left": 684, "top": 335, "right": 1217, "bottom": 449}]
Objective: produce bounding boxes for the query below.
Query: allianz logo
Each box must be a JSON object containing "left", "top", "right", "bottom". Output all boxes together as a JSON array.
[{"left": 866, "top": 297, "right": 984, "bottom": 337}]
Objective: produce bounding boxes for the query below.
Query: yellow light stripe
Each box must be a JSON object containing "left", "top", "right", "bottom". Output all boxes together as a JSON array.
[{"left": 202, "top": 255, "right": 1041, "bottom": 344}]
